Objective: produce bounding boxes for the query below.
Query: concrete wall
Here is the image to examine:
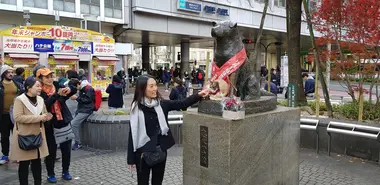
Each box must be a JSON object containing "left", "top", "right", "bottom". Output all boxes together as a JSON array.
[{"left": 132, "top": 0, "right": 315, "bottom": 37}]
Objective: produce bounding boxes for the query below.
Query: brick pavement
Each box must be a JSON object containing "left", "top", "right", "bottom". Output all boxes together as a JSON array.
[{"left": 1, "top": 147, "right": 379, "bottom": 185}]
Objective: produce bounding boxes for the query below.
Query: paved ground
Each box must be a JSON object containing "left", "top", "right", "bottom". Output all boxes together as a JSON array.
[{"left": 1, "top": 147, "right": 379, "bottom": 185}]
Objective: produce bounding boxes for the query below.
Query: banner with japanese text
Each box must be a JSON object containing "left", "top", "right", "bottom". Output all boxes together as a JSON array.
[
  {"left": 2, "top": 36, "right": 34, "bottom": 52},
  {"left": 93, "top": 43, "right": 115, "bottom": 56},
  {"left": 1, "top": 25, "right": 114, "bottom": 43},
  {"left": 33, "top": 38, "right": 92, "bottom": 54}
]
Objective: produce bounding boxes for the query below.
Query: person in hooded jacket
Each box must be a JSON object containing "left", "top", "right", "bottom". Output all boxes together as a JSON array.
[
  {"left": 106, "top": 75, "right": 124, "bottom": 109},
  {"left": 69, "top": 79, "right": 95, "bottom": 150},
  {"left": 169, "top": 78, "right": 188, "bottom": 111}
]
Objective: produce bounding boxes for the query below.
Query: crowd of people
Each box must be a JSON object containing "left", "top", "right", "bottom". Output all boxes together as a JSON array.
[
  {"left": 127, "top": 67, "right": 207, "bottom": 91},
  {"left": 261, "top": 66, "right": 315, "bottom": 97},
  {"left": 0, "top": 62, "right": 211, "bottom": 185},
  {"left": 0, "top": 64, "right": 131, "bottom": 185}
]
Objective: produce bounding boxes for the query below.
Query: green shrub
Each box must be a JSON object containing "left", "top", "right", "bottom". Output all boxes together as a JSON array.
[
  {"left": 308, "top": 101, "right": 327, "bottom": 112},
  {"left": 277, "top": 100, "right": 288, "bottom": 106},
  {"left": 102, "top": 109, "right": 129, "bottom": 115},
  {"left": 335, "top": 101, "right": 380, "bottom": 121}
]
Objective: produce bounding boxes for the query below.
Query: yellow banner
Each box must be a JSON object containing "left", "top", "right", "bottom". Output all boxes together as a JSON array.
[
  {"left": 1, "top": 25, "right": 114, "bottom": 43},
  {"left": 4, "top": 56, "right": 37, "bottom": 65}
]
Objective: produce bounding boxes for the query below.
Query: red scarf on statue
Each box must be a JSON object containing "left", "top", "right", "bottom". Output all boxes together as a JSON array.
[
  {"left": 42, "top": 85, "right": 63, "bottom": 121},
  {"left": 205, "top": 48, "right": 247, "bottom": 91}
]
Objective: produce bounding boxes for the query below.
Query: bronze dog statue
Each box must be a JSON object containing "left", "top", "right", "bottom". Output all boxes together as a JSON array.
[{"left": 211, "top": 21, "right": 273, "bottom": 100}]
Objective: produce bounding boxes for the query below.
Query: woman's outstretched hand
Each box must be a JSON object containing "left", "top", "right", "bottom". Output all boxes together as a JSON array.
[{"left": 198, "top": 89, "right": 209, "bottom": 98}]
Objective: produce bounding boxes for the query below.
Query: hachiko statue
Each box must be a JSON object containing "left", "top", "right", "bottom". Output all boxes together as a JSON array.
[{"left": 210, "top": 21, "right": 274, "bottom": 100}]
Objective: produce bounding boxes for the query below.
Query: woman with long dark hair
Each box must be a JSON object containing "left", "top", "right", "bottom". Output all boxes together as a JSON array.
[
  {"left": 127, "top": 75, "right": 208, "bottom": 185},
  {"left": 11, "top": 76, "right": 52, "bottom": 185},
  {"left": 36, "top": 68, "right": 77, "bottom": 183}
]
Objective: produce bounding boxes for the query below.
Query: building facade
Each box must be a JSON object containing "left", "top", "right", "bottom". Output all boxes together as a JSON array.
[{"left": 0, "top": 0, "right": 319, "bottom": 73}]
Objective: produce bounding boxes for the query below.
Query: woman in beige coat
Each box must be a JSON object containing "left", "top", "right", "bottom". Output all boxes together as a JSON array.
[{"left": 10, "top": 76, "right": 52, "bottom": 185}]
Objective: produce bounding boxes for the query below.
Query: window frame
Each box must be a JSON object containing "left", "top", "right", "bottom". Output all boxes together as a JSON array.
[
  {"left": 23, "top": 0, "right": 48, "bottom": 9},
  {"left": 53, "top": 0, "right": 75, "bottom": 13},
  {"left": 104, "top": 0, "right": 122, "bottom": 19},
  {"left": 1, "top": 0, "right": 17, "bottom": 5},
  {"left": 274, "top": 0, "right": 286, "bottom": 7},
  {"left": 80, "top": 0, "right": 100, "bottom": 16}
]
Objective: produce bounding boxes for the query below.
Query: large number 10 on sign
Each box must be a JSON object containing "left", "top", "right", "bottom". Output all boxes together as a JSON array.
[{"left": 49, "top": 28, "right": 63, "bottom": 37}]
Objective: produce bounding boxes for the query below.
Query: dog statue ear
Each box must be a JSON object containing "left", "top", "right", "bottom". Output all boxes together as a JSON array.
[
  {"left": 212, "top": 21, "right": 218, "bottom": 27},
  {"left": 230, "top": 22, "right": 237, "bottom": 28}
]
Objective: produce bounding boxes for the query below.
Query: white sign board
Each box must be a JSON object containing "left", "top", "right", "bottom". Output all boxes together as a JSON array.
[
  {"left": 281, "top": 55, "right": 289, "bottom": 87},
  {"left": 2, "top": 36, "right": 34, "bottom": 53}
]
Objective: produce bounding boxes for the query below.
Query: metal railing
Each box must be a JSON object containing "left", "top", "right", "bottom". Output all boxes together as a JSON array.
[
  {"left": 168, "top": 114, "right": 184, "bottom": 145},
  {"left": 327, "top": 121, "right": 380, "bottom": 164},
  {"left": 300, "top": 118, "right": 319, "bottom": 153}
]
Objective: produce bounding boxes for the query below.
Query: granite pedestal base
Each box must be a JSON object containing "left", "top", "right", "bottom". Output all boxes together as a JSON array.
[
  {"left": 198, "top": 96, "right": 277, "bottom": 116},
  {"left": 183, "top": 106, "right": 300, "bottom": 185}
]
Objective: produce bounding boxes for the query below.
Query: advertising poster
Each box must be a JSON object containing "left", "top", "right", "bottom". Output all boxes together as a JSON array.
[
  {"left": 93, "top": 43, "right": 115, "bottom": 56},
  {"left": 33, "top": 38, "right": 92, "bottom": 54},
  {"left": 281, "top": 55, "right": 289, "bottom": 88},
  {"left": 2, "top": 36, "right": 34, "bottom": 52},
  {"left": 1, "top": 25, "right": 114, "bottom": 43}
]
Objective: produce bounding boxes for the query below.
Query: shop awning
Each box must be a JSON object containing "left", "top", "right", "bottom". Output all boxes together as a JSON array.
[
  {"left": 96, "top": 56, "right": 119, "bottom": 61},
  {"left": 9, "top": 54, "right": 39, "bottom": 59},
  {"left": 53, "top": 55, "right": 80, "bottom": 60}
]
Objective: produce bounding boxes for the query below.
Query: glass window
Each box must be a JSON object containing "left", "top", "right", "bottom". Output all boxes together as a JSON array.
[
  {"left": 81, "top": 0, "right": 100, "bottom": 16},
  {"left": 274, "top": 0, "right": 286, "bottom": 7},
  {"left": 105, "top": 0, "right": 122, "bottom": 19},
  {"left": 54, "top": 0, "right": 75, "bottom": 13},
  {"left": 200, "top": 52, "right": 206, "bottom": 60},
  {"left": 1, "top": 0, "right": 17, "bottom": 5},
  {"left": 24, "top": 0, "right": 48, "bottom": 9}
]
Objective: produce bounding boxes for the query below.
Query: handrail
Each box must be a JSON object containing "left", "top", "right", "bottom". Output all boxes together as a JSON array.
[
  {"left": 300, "top": 118, "right": 319, "bottom": 153},
  {"left": 327, "top": 121, "right": 380, "bottom": 162}
]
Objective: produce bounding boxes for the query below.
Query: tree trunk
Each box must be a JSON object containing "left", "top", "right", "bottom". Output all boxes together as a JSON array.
[
  {"left": 286, "top": 0, "right": 307, "bottom": 105},
  {"left": 302, "top": 0, "right": 333, "bottom": 117},
  {"left": 376, "top": 83, "right": 379, "bottom": 105},
  {"left": 250, "top": 0, "right": 269, "bottom": 77}
]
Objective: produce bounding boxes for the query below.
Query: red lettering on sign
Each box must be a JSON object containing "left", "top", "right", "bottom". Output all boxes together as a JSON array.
[{"left": 11, "top": 29, "right": 18, "bottom": 35}]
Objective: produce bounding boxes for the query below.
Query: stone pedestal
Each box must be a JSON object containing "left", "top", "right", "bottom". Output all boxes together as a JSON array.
[{"left": 183, "top": 106, "right": 300, "bottom": 185}]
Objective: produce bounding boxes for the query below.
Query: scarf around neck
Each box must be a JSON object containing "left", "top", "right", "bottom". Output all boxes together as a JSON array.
[
  {"left": 42, "top": 85, "right": 63, "bottom": 121},
  {"left": 19, "top": 94, "right": 44, "bottom": 116},
  {"left": 130, "top": 97, "right": 169, "bottom": 152}
]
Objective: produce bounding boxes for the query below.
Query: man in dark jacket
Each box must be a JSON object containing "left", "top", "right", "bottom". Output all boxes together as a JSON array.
[
  {"left": 13, "top": 67, "right": 25, "bottom": 85},
  {"left": 117, "top": 69, "right": 127, "bottom": 95},
  {"left": 264, "top": 77, "right": 278, "bottom": 95},
  {"left": 106, "top": 75, "right": 124, "bottom": 109},
  {"left": 70, "top": 79, "right": 95, "bottom": 150},
  {"left": 303, "top": 73, "right": 315, "bottom": 97},
  {"left": 162, "top": 68, "right": 171, "bottom": 92},
  {"left": 0, "top": 65, "right": 24, "bottom": 164},
  {"left": 169, "top": 77, "right": 187, "bottom": 111}
]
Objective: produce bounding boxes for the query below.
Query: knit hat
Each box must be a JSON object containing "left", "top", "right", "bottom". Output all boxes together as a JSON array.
[{"left": 1, "top": 65, "right": 13, "bottom": 77}]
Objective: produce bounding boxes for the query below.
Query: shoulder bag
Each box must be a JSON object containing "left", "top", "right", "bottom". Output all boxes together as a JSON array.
[
  {"left": 17, "top": 121, "right": 43, "bottom": 151},
  {"left": 141, "top": 145, "right": 167, "bottom": 167},
  {"left": 54, "top": 124, "right": 75, "bottom": 144}
]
